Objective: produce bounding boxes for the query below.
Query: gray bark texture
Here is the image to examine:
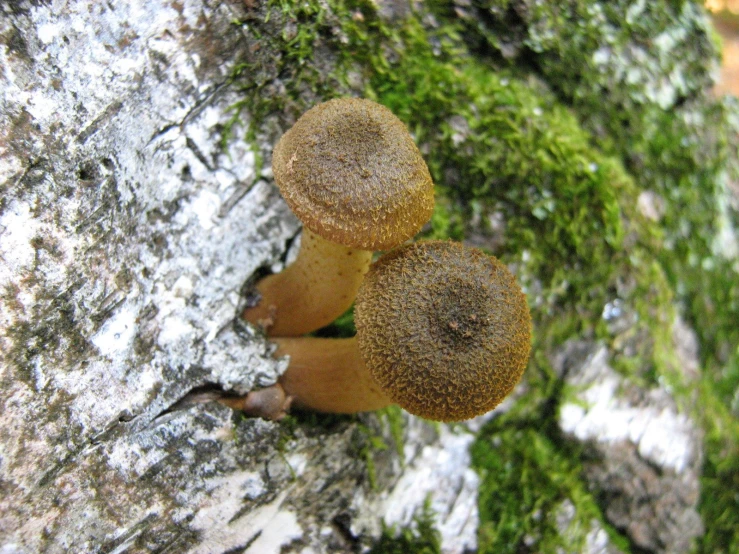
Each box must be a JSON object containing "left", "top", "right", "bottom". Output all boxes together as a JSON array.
[{"left": 0, "top": 1, "right": 479, "bottom": 552}]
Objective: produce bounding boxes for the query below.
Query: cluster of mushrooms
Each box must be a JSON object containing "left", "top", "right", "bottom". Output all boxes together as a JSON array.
[{"left": 224, "top": 98, "right": 531, "bottom": 422}]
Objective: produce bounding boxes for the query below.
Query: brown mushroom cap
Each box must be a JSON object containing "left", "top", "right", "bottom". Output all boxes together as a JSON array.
[
  {"left": 272, "top": 98, "right": 435, "bottom": 251},
  {"left": 354, "top": 241, "right": 532, "bottom": 421}
]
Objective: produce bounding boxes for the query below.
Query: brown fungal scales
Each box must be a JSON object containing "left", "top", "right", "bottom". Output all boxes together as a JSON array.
[
  {"left": 272, "top": 98, "right": 435, "bottom": 251},
  {"left": 355, "top": 241, "right": 532, "bottom": 422}
]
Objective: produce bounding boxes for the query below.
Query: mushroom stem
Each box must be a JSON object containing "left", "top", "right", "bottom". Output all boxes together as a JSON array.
[
  {"left": 242, "top": 228, "right": 373, "bottom": 337},
  {"left": 274, "top": 336, "right": 392, "bottom": 413}
]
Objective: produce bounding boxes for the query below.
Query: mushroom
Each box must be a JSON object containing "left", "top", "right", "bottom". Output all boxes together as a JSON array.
[
  {"left": 231, "top": 241, "right": 532, "bottom": 422},
  {"left": 243, "top": 98, "right": 435, "bottom": 337}
]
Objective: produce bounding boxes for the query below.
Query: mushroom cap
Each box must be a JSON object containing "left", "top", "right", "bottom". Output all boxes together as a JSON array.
[
  {"left": 354, "top": 241, "right": 532, "bottom": 421},
  {"left": 272, "top": 98, "right": 435, "bottom": 251}
]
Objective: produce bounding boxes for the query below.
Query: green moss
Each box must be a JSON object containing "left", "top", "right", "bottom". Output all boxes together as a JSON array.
[
  {"left": 471, "top": 423, "right": 620, "bottom": 554},
  {"left": 637, "top": 98, "right": 739, "bottom": 401},
  {"left": 311, "top": 304, "right": 357, "bottom": 338},
  {"left": 367, "top": 498, "right": 441, "bottom": 554},
  {"left": 354, "top": 421, "right": 389, "bottom": 491},
  {"left": 225, "top": 0, "right": 353, "bottom": 172},
  {"left": 699, "top": 384, "right": 739, "bottom": 553},
  {"left": 376, "top": 405, "right": 405, "bottom": 460},
  {"left": 422, "top": 198, "right": 465, "bottom": 242},
  {"left": 619, "top": 98, "right": 739, "bottom": 554},
  {"left": 352, "top": 409, "right": 410, "bottom": 489},
  {"left": 456, "top": 0, "right": 718, "bottom": 145}
]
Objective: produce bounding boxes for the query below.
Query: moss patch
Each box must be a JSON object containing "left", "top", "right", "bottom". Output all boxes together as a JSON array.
[
  {"left": 367, "top": 498, "right": 441, "bottom": 554},
  {"left": 472, "top": 426, "right": 616, "bottom": 554}
]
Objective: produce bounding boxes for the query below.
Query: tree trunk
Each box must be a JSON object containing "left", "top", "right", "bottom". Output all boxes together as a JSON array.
[{"left": 2, "top": 1, "right": 733, "bottom": 553}]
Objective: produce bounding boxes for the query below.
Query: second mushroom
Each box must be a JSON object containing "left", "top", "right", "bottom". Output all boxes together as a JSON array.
[{"left": 230, "top": 241, "right": 532, "bottom": 422}]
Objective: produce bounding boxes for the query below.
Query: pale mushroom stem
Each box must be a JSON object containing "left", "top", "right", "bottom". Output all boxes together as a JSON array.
[
  {"left": 274, "top": 336, "right": 392, "bottom": 413},
  {"left": 242, "top": 228, "right": 373, "bottom": 337}
]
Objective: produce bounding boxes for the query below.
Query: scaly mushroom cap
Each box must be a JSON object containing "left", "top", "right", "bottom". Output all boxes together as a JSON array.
[
  {"left": 354, "top": 241, "right": 532, "bottom": 421},
  {"left": 272, "top": 98, "right": 435, "bottom": 251}
]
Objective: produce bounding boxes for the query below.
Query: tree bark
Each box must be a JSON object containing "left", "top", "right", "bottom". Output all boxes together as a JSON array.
[{"left": 1, "top": 1, "right": 726, "bottom": 553}]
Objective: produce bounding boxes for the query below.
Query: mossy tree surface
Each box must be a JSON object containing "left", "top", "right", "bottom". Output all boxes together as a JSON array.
[
  {"left": 230, "top": 1, "right": 738, "bottom": 552},
  {"left": 366, "top": 498, "right": 442, "bottom": 554}
]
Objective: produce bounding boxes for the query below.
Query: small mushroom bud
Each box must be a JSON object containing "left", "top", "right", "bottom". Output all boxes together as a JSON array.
[
  {"left": 243, "top": 98, "right": 435, "bottom": 337},
  {"left": 239, "top": 241, "right": 532, "bottom": 422},
  {"left": 218, "top": 386, "right": 292, "bottom": 421}
]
